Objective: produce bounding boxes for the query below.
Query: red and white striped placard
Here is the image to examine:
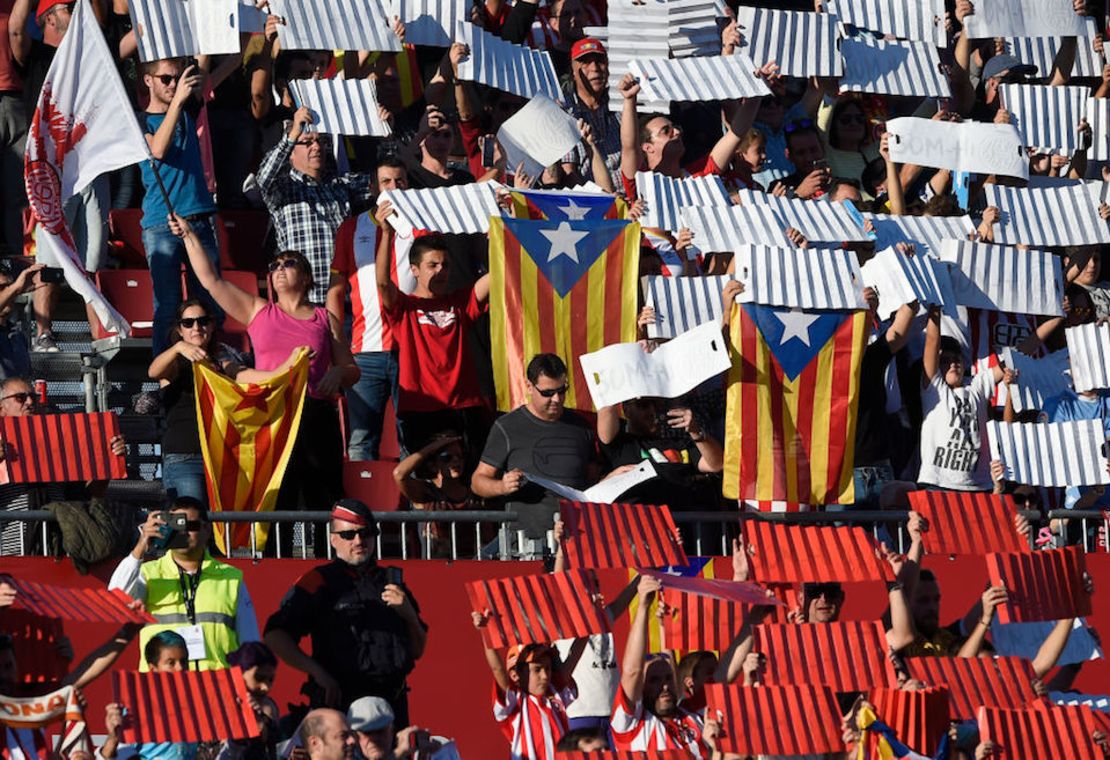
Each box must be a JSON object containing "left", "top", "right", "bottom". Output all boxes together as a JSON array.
[
  {"left": 113, "top": 668, "right": 260, "bottom": 744},
  {"left": 744, "top": 521, "right": 894, "bottom": 583},
  {"left": 753, "top": 621, "right": 896, "bottom": 691},
  {"left": 8, "top": 578, "right": 153, "bottom": 625},
  {"left": 0, "top": 413, "right": 126, "bottom": 485},
  {"left": 465, "top": 570, "right": 611, "bottom": 649},
  {"left": 868, "top": 687, "right": 951, "bottom": 757},
  {"left": 986, "top": 546, "right": 1091, "bottom": 624},
  {"left": 906, "top": 490, "right": 1030, "bottom": 555},
  {"left": 559, "top": 501, "right": 688, "bottom": 570},
  {"left": 705, "top": 683, "right": 845, "bottom": 756}
]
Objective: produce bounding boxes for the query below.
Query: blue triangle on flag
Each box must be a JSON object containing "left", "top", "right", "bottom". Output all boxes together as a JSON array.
[
  {"left": 503, "top": 217, "right": 630, "bottom": 298},
  {"left": 657, "top": 557, "right": 712, "bottom": 576},
  {"left": 744, "top": 303, "right": 851, "bottom": 382},
  {"left": 514, "top": 190, "right": 616, "bottom": 221}
]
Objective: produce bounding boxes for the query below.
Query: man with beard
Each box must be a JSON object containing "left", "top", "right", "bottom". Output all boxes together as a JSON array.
[
  {"left": 265, "top": 500, "right": 428, "bottom": 724},
  {"left": 611, "top": 575, "right": 706, "bottom": 756}
]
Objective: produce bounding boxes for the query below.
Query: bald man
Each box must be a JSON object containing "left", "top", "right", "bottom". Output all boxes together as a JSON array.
[{"left": 300, "top": 709, "right": 356, "bottom": 760}]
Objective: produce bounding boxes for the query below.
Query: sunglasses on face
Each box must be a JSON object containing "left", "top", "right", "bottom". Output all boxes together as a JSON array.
[
  {"left": 332, "top": 527, "right": 374, "bottom": 541},
  {"left": 784, "top": 118, "right": 815, "bottom": 134},
  {"left": 268, "top": 259, "right": 299, "bottom": 272},
  {"left": 838, "top": 113, "right": 866, "bottom": 125},
  {"left": 179, "top": 316, "right": 212, "bottom": 329},
  {"left": 1, "top": 392, "right": 32, "bottom": 404},
  {"left": 535, "top": 385, "right": 568, "bottom": 398},
  {"left": 153, "top": 74, "right": 178, "bottom": 86},
  {"left": 184, "top": 520, "right": 204, "bottom": 532}
]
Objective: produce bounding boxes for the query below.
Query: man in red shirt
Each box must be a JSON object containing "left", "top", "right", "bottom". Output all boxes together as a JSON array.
[{"left": 375, "top": 202, "right": 490, "bottom": 454}]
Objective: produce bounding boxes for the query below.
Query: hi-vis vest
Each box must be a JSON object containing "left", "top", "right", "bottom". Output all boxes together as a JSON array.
[{"left": 138, "top": 553, "right": 242, "bottom": 671}]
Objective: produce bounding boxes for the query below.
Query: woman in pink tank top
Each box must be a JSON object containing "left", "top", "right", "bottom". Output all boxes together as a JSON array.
[{"left": 171, "top": 214, "right": 359, "bottom": 551}]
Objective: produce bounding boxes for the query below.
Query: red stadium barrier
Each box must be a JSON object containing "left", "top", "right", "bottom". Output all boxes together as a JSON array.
[
  {"left": 906, "top": 656, "right": 1037, "bottom": 720},
  {"left": 986, "top": 546, "right": 1091, "bottom": 623},
  {"left": 0, "top": 413, "right": 126, "bottom": 484},
  {"left": 979, "top": 704, "right": 1106, "bottom": 760},
  {"left": 113, "top": 668, "right": 259, "bottom": 744},
  {"left": 907, "top": 491, "right": 1029, "bottom": 555},
  {"left": 705, "top": 683, "right": 844, "bottom": 756},
  {"left": 743, "top": 522, "right": 894, "bottom": 583},
  {"left": 465, "top": 570, "right": 611, "bottom": 649},
  {"left": 559, "top": 501, "right": 687, "bottom": 570},
  {"left": 6, "top": 579, "right": 152, "bottom": 625},
  {"left": 752, "top": 621, "right": 896, "bottom": 691},
  {"left": 869, "top": 687, "right": 951, "bottom": 756}
]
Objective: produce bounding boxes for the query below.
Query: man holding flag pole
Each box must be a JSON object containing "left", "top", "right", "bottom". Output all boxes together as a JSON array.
[{"left": 21, "top": 0, "right": 151, "bottom": 338}]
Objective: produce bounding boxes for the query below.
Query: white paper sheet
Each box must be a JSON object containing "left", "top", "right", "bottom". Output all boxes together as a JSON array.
[
  {"left": 526, "top": 460, "right": 658, "bottom": 504},
  {"left": 190, "top": 0, "right": 241, "bottom": 55},
  {"left": 496, "top": 96, "right": 582, "bottom": 181},
  {"left": 579, "top": 319, "right": 731, "bottom": 408},
  {"left": 964, "top": 0, "right": 1090, "bottom": 39},
  {"left": 886, "top": 117, "right": 1029, "bottom": 180},
  {"left": 861, "top": 246, "right": 956, "bottom": 316}
]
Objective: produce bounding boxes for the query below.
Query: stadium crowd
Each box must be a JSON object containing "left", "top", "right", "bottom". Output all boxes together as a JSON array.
[{"left": 1, "top": 0, "right": 1110, "bottom": 756}]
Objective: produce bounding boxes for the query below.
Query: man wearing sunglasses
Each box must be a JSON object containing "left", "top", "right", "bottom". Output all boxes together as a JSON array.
[
  {"left": 265, "top": 499, "right": 428, "bottom": 726},
  {"left": 472, "top": 353, "right": 597, "bottom": 559},
  {"left": 0, "top": 376, "right": 126, "bottom": 555},
  {"left": 139, "top": 55, "right": 221, "bottom": 356},
  {"left": 108, "top": 496, "right": 260, "bottom": 672}
]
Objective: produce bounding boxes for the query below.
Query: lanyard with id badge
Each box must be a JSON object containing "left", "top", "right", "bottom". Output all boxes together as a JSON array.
[{"left": 177, "top": 565, "right": 207, "bottom": 663}]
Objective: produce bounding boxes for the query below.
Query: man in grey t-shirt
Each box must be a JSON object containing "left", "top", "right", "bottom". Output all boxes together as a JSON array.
[{"left": 472, "top": 353, "right": 597, "bottom": 554}]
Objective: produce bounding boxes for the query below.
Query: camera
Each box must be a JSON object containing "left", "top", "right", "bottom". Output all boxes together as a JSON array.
[
  {"left": 150, "top": 510, "right": 190, "bottom": 550},
  {"left": 0, "top": 257, "right": 64, "bottom": 283}
]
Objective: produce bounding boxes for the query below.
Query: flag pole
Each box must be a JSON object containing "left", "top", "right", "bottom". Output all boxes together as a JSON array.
[{"left": 146, "top": 157, "right": 176, "bottom": 217}]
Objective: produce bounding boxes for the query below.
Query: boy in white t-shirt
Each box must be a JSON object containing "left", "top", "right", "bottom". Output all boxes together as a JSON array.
[{"left": 918, "top": 306, "right": 1014, "bottom": 491}]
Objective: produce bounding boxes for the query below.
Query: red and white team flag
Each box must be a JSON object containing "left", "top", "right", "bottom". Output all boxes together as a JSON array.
[{"left": 23, "top": 0, "right": 150, "bottom": 336}]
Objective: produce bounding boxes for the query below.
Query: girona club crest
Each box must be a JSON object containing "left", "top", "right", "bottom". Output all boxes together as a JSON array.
[{"left": 24, "top": 81, "right": 89, "bottom": 241}]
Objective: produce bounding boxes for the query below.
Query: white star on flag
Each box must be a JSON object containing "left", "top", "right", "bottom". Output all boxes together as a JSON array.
[
  {"left": 558, "top": 200, "right": 590, "bottom": 220},
  {"left": 775, "top": 308, "right": 820, "bottom": 347},
  {"left": 542, "top": 221, "right": 590, "bottom": 263}
]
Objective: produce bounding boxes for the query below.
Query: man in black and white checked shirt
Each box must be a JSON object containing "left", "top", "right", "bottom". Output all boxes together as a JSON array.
[
  {"left": 560, "top": 38, "right": 622, "bottom": 190},
  {"left": 256, "top": 106, "right": 375, "bottom": 304}
]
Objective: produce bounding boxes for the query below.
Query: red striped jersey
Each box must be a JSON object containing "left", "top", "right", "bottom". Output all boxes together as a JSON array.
[
  {"left": 492, "top": 681, "right": 577, "bottom": 760},
  {"left": 330, "top": 212, "right": 418, "bottom": 354},
  {"left": 610, "top": 686, "right": 705, "bottom": 758}
]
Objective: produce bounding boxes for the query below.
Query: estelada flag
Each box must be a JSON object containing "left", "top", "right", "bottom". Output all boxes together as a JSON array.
[
  {"left": 507, "top": 188, "right": 626, "bottom": 221},
  {"left": 723, "top": 303, "right": 868, "bottom": 507},
  {"left": 194, "top": 349, "right": 310, "bottom": 553},
  {"left": 489, "top": 215, "right": 640, "bottom": 411}
]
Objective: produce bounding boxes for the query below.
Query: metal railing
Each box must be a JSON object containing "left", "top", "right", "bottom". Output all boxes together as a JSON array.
[{"left": 0, "top": 509, "right": 1106, "bottom": 561}]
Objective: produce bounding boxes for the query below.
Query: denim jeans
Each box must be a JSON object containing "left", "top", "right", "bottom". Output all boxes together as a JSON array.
[
  {"left": 853, "top": 461, "right": 895, "bottom": 509},
  {"left": 162, "top": 453, "right": 208, "bottom": 504},
  {"left": 347, "top": 351, "right": 399, "bottom": 460},
  {"left": 143, "top": 216, "right": 222, "bottom": 355}
]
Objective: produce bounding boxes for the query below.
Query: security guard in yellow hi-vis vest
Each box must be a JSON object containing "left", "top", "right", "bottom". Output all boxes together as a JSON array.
[{"left": 108, "top": 497, "right": 259, "bottom": 670}]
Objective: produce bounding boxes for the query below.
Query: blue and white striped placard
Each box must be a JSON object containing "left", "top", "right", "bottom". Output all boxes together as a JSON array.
[
  {"left": 270, "top": 0, "right": 401, "bottom": 52},
  {"left": 940, "top": 240, "right": 1064, "bottom": 317},
  {"left": 988, "top": 419, "right": 1110, "bottom": 488},
  {"left": 641, "top": 274, "right": 735, "bottom": 339}
]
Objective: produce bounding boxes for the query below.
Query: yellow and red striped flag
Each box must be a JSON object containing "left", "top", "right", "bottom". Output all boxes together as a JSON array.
[
  {"left": 489, "top": 210, "right": 641, "bottom": 411},
  {"left": 723, "top": 304, "right": 868, "bottom": 508},
  {"left": 193, "top": 349, "right": 309, "bottom": 553}
]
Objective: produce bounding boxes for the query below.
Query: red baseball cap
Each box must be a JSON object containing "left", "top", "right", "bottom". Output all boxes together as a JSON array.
[
  {"left": 36, "top": 0, "right": 68, "bottom": 21},
  {"left": 570, "top": 38, "right": 607, "bottom": 61}
]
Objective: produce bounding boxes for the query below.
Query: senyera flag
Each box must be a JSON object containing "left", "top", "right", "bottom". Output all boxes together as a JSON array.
[
  {"left": 723, "top": 302, "right": 868, "bottom": 508},
  {"left": 23, "top": 0, "right": 149, "bottom": 336},
  {"left": 113, "top": 668, "right": 259, "bottom": 744},
  {"left": 559, "top": 501, "right": 688, "bottom": 570},
  {"left": 465, "top": 570, "right": 611, "bottom": 649},
  {"left": 194, "top": 349, "right": 310, "bottom": 553},
  {"left": 4, "top": 576, "right": 153, "bottom": 625},
  {"left": 489, "top": 214, "right": 640, "bottom": 411},
  {"left": 705, "top": 683, "right": 844, "bottom": 756}
]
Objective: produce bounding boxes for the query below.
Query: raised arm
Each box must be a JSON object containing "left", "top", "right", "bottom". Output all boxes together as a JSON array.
[
  {"left": 597, "top": 405, "right": 621, "bottom": 445},
  {"left": 169, "top": 214, "right": 264, "bottom": 325},
  {"left": 393, "top": 437, "right": 459, "bottom": 504},
  {"left": 880, "top": 132, "right": 906, "bottom": 215},
  {"left": 708, "top": 65, "right": 776, "bottom": 174},
  {"left": 620, "top": 575, "right": 662, "bottom": 706},
  {"left": 922, "top": 306, "right": 942, "bottom": 382},
  {"left": 63, "top": 624, "right": 142, "bottom": 689},
  {"left": 374, "top": 201, "right": 401, "bottom": 312},
  {"left": 957, "top": 585, "right": 1007, "bottom": 658},
  {"left": 472, "top": 611, "right": 512, "bottom": 692},
  {"left": 148, "top": 65, "right": 203, "bottom": 160},
  {"left": 618, "top": 74, "right": 642, "bottom": 186}
]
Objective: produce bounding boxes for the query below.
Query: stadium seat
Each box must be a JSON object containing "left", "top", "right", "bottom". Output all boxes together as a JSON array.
[
  {"left": 95, "top": 269, "right": 157, "bottom": 339},
  {"left": 216, "top": 210, "right": 270, "bottom": 274},
  {"left": 107, "top": 209, "right": 148, "bottom": 269},
  {"left": 342, "top": 460, "right": 403, "bottom": 511}
]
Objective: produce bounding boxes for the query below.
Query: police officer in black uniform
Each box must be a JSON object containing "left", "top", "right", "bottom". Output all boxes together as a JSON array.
[{"left": 264, "top": 499, "right": 428, "bottom": 727}]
